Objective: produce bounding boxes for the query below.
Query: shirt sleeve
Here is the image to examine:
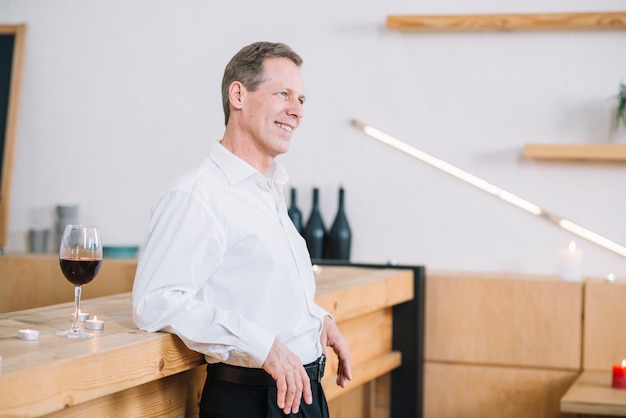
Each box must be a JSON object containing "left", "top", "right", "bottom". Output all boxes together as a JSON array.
[{"left": 132, "top": 188, "right": 275, "bottom": 367}]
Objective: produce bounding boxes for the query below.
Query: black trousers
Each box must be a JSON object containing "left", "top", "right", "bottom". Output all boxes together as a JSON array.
[{"left": 199, "top": 367, "right": 329, "bottom": 418}]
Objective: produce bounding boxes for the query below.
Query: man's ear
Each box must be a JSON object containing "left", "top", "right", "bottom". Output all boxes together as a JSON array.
[{"left": 229, "top": 81, "right": 245, "bottom": 110}]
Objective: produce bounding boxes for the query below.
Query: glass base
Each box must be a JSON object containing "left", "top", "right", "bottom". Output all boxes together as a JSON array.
[{"left": 56, "top": 328, "right": 93, "bottom": 339}]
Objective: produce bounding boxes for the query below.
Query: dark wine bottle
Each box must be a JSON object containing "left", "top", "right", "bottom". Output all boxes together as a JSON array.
[
  {"left": 326, "top": 186, "right": 352, "bottom": 260},
  {"left": 287, "top": 187, "right": 303, "bottom": 234},
  {"left": 304, "top": 187, "right": 326, "bottom": 260}
]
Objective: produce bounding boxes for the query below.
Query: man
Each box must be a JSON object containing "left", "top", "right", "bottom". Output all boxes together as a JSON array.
[{"left": 132, "top": 41, "right": 352, "bottom": 418}]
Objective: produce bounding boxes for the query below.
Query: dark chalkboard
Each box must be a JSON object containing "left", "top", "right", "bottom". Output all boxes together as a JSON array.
[{"left": 0, "top": 25, "right": 26, "bottom": 251}]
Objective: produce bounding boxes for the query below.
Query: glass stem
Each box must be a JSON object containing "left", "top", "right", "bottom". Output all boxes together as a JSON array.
[{"left": 72, "top": 285, "right": 82, "bottom": 331}]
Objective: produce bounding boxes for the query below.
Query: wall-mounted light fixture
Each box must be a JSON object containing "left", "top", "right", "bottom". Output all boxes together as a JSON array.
[{"left": 351, "top": 119, "right": 626, "bottom": 258}]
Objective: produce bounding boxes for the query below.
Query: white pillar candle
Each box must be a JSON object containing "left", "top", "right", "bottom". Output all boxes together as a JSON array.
[
  {"left": 17, "top": 329, "right": 40, "bottom": 341},
  {"left": 560, "top": 241, "right": 582, "bottom": 282}
]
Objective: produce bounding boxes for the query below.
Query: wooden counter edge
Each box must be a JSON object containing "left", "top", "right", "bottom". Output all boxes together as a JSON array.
[
  {"left": 315, "top": 268, "right": 414, "bottom": 321},
  {"left": 560, "top": 371, "right": 626, "bottom": 417},
  {"left": 323, "top": 351, "right": 402, "bottom": 401}
]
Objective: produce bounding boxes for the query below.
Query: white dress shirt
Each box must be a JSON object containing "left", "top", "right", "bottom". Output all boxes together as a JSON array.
[{"left": 132, "top": 141, "right": 328, "bottom": 368}]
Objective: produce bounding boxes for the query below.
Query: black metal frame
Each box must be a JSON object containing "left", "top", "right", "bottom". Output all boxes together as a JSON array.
[{"left": 314, "top": 260, "right": 425, "bottom": 418}]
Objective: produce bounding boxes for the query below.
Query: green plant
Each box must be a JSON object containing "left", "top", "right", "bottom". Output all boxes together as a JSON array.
[{"left": 616, "top": 82, "right": 626, "bottom": 129}]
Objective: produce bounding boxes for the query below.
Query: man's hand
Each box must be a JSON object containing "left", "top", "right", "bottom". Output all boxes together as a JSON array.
[
  {"left": 262, "top": 339, "right": 312, "bottom": 415},
  {"left": 320, "top": 315, "right": 352, "bottom": 387}
]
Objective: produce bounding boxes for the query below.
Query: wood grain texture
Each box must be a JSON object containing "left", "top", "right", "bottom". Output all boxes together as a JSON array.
[
  {"left": 425, "top": 270, "right": 583, "bottom": 369},
  {"left": 387, "top": 12, "right": 626, "bottom": 32},
  {"left": 41, "top": 366, "right": 207, "bottom": 418},
  {"left": 0, "top": 266, "right": 412, "bottom": 417},
  {"left": 0, "top": 254, "right": 137, "bottom": 313},
  {"left": 323, "top": 352, "right": 401, "bottom": 402},
  {"left": 315, "top": 266, "right": 413, "bottom": 321},
  {"left": 561, "top": 371, "right": 626, "bottom": 416},
  {"left": 424, "top": 362, "right": 578, "bottom": 418},
  {"left": 524, "top": 144, "right": 626, "bottom": 162},
  {"left": 583, "top": 278, "right": 626, "bottom": 371}
]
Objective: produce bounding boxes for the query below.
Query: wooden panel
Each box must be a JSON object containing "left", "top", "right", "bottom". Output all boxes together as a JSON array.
[
  {"left": 328, "top": 384, "right": 368, "bottom": 418},
  {"left": 583, "top": 278, "right": 626, "bottom": 371},
  {"left": 324, "top": 352, "right": 401, "bottom": 402},
  {"left": 425, "top": 271, "right": 583, "bottom": 369},
  {"left": 374, "top": 374, "right": 391, "bottom": 418},
  {"left": 42, "top": 365, "right": 206, "bottom": 418},
  {"left": 561, "top": 371, "right": 626, "bottom": 417},
  {"left": 524, "top": 144, "right": 626, "bottom": 162},
  {"left": 424, "top": 362, "right": 578, "bottom": 418},
  {"left": 387, "top": 12, "right": 626, "bottom": 32},
  {"left": 0, "top": 254, "right": 137, "bottom": 313},
  {"left": 331, "top": 308, "right": 393, "bottom": 370}
]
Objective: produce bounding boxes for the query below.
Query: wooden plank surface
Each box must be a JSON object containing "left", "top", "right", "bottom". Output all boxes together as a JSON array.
[
  {"left": 0, "top": 266, "right": 412, "bottom": 417},
  {"left": 42, "top": 366, "right": 207, "bottom": 418},
  {"left": 387, "top": 12, "right": 626, "bottom": 32},
  {"left": 0, "top": 294, "right": 205, "bottom": 417},
  {"left": 315, "top": 266, "right": 413, "bottom": 321},
  {"left": 425, "top": 361, "right": 578, "bottom": 418},
  {"left": 425, "top": 270, "right": 583, "bottom": 369},
  {"left": 561, "top": 371, "right": 626, "bottom": 416},
  {"left": 583, "top": 278, "right": 626, "bottom": 371},
  {"left": 524, "top": 143, "right": 626, "bottom": 162}
]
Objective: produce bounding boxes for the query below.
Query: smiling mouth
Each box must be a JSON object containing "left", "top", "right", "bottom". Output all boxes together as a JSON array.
[{"left": 276, "top": 122, "right": 293, "bottom": 133}]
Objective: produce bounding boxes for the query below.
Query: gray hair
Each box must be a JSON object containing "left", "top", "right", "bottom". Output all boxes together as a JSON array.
[{"left": 221, "top": 42, "right": 303, "bottom": 125}]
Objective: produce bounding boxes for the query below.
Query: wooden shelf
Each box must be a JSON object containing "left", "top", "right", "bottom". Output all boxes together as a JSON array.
[
  {"left": 523, "top": 143, "right": 626, "bottom": 162},
  {"left": 386, "top": 11, "right": 626, "bottom": 32}
]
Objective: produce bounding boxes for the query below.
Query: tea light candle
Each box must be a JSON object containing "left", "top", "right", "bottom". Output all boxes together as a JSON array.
[
  {"left": 560, "top": 241, "right": 582, "bottom": 282},
  {"left": 71, "top": 311, "right": 89, "bottom": 322},
  {"left": 84, "top": 316, "right": 104, "bottom": 330},
  {"left": 613, "top": 360, "right": 626, "bottom": 389},
  {"left": 17, "top": 329, "right": 40, "bottom": 341}
]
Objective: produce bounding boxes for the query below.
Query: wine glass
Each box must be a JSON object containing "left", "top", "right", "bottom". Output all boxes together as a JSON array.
[{"left": 56, "top": 225, "right": 103, "bottom": 338}]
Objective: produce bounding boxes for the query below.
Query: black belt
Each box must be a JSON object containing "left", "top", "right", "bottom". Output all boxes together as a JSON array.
[{"left": 208, "top": 355, "right": 326, "bottom": 386}]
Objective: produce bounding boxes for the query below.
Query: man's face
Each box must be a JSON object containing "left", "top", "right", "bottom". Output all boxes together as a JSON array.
[{"left": 239, "top": 57, "right": 305, "bottom": 159}]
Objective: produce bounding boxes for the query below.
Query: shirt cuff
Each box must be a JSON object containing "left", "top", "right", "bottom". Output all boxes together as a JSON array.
[{"left": 238, "top": 324, "right": 275, "bottom": 367}]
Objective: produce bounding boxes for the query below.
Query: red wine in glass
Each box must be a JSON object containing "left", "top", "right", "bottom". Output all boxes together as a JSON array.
[
  {"left": 60, "top": 258, "right": 101, "bottom": 286},
  {"left": 56, "top": 225, "right": 103, "bottom": 339}
]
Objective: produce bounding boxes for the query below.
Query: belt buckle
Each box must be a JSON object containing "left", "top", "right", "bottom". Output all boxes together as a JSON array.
[{"left": 317, "top": 354, "right": 326, "bottom": 382}]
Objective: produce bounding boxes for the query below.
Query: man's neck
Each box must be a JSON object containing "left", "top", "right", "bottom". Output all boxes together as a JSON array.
[{"left": 220, "top": 132, "right": 274, "bottom": 176}]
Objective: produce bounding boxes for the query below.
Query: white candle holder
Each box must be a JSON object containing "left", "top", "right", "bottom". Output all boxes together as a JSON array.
[
  {"left": 71, "top": 312, "right": 89, "bottom": 322},
  {"left": 84, "top": 317, "right": 104, "bottom": 331},
  {"left": 17, "top": 329, "right": 40, "bottom": 341}
]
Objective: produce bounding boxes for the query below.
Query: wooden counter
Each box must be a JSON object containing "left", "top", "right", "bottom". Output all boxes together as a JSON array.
[{"left": 0, "top": 266, "right": 413, "bottom": 418}]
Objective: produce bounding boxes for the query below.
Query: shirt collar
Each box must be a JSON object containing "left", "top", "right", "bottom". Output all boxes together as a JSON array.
[{"left": 209, "top": 141, "right": 289, "bottom": 186}]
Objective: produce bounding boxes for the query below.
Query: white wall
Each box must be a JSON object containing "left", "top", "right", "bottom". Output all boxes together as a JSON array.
[{"left": 2, "top": 0, "right": 626, "bottom": 278}]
